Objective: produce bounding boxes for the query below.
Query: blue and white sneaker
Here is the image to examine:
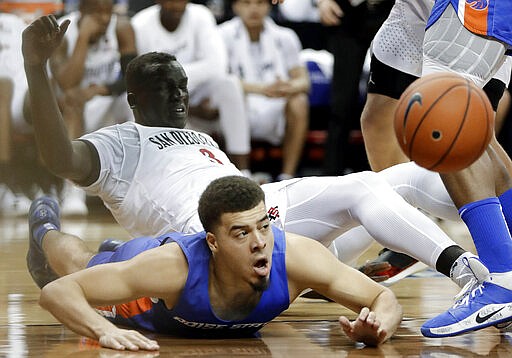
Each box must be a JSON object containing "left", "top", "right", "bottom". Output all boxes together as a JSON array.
[
  {"left": 421, "top": 276, "right": 512, "bottom": 337},
  {"left": 26, "top": 196, "right": 60, "bottom": 288}
]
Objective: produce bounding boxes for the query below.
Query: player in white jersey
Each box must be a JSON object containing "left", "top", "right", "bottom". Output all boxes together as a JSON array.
[
  {"left": 0, "top": 11, "right": 33, "bottom": 214},
  {"left": 131, "top": 1, "right": 251, "bottom": 173},
  {"left": 219, "top": 0, "right": 310, "bottom": 181},
  {"left": 23, "top": 15, "right": 489, "bottom": 296}
]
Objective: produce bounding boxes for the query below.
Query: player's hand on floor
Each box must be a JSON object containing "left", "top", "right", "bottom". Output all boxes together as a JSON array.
[
  {"left": 358, "top": 261, "right": 391, "bottom": 282},
  {"left": 339, "top": 307, "right": 387, "bottom": 346},
  {"left": 98, "top": 329, "right": 159, "bottom": 351}
]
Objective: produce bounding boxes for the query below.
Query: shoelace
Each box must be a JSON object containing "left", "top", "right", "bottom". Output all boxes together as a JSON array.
[{"left": 454, "top": 281, "right": 484, "bottom": 307}]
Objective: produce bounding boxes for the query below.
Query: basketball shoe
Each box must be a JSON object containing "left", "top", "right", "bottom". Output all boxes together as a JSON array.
[
  {"left": 421, "top": 272, "right": 512, "bottom": 337},
  {"left": 359, "top": 248, "right": 428, "bottom": 286},
  {"left": 27, "top": 196, "right": 60, "bottom": 288}
]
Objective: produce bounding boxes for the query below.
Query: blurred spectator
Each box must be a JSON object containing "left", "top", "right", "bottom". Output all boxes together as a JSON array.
[
  {"left": 131, "top": 0, "right": 252, "bottom": 174},
  {"left": 220, "top": 0, "right": 310, "bottom": 181},
  {"left": 0, "top": 10, "right": 33, "bottom": 214}
]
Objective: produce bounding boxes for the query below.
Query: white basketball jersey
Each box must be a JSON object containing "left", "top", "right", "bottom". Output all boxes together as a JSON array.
[
  {"left": 61, "top": 11, "right": 121, "bottom": 87},
  {"left": 81, "top": 122, "right": 242, "bottom": 237}
]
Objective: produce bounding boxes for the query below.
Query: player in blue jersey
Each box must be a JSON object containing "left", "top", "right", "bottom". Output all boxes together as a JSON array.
[
  {"left": 28, "top": 175, "right": 402, "bottom": 350},
  {"left": 418, "top": 0, "right": 512, "bottom": 338}
]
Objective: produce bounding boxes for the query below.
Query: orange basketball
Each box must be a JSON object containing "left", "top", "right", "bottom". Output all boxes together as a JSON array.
[{"left": 394, "top": 72, "right": 494, "bottom": 173}]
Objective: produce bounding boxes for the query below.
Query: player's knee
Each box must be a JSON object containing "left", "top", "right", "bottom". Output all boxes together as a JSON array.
[{"left": 286, "top": 93, "right": 309, "bottom": 122}]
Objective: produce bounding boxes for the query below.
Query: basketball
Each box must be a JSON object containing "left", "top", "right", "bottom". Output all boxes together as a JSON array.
[{"left": 394, "top": 72, "right": 494, "bottom": 173}]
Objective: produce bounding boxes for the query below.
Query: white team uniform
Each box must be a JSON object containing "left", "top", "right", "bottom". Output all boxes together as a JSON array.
[
  {"left": 219, "top": 17, "right": 304, "bottom": 145},
  {"left": 131, "top": 4, "right": 250, "bottom": 155},
  {"left": 372, "top": 0, "right": 511, "bottom": 85},
  {"left": 0, "top": 13, "right": 30, "bottom": 133},
  {"left": 58, "top": 12, "right": 133, "bottom": 133},
  {"left": 81, "top": 122, "right": 459, "bottom": 268}
]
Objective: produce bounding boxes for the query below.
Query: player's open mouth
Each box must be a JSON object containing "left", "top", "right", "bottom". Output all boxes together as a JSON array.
[
  {"left": 253, "top": 257, "right": 269, "bottom": 277},
  {"left": 175, "top": 106, "right": 185, "bottom": 113}
]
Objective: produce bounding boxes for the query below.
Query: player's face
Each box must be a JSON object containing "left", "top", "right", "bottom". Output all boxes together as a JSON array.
[
  {"left": 213, "top": 201, "right": 274, "bottom": 292},
  {"left": 142, "top": 60, "right": 189, "bottom": 128},
  {"left": 157, "top": 0, "right": 188, "bottom": 29},
  {"left": 233, "top": 0, "right": 270, "bottom": 29},
  {"left": 80, "top": 0, "right": 113, "bottom": 40}
]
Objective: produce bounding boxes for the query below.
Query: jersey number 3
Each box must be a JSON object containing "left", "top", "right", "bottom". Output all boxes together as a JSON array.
[{"left": 200, "top": 148, "right": 223, "bottom": 165}]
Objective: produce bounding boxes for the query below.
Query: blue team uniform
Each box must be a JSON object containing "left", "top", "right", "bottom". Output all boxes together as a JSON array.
[
  {"left": 88, "top": 226, "right": 289, "bottom": 338},
  {"left": 427, "top": 0, "right": 512, "bottom": 50}
]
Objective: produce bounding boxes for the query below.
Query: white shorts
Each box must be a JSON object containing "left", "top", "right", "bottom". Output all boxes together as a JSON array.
[
  {"left": 84, "top": 93, "right": 134, "bottom": 133},
  {"left": 423, "top": 5, "right": 510, "bottom": 88},
  {"left": 247, "top": 95, "right": 286, "bottom": 146}
]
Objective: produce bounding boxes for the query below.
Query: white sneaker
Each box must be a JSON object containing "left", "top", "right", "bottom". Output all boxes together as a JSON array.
[{"left": 60, "top": 181, "right": 88, "bottom": 216}]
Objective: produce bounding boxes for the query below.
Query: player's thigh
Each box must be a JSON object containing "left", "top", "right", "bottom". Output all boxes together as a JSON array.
[
  {"left": 266, "top": 175, "right": 377, "bottom": 246},
  {"left": 248, "top": 96, "right": 286, "bottom": 145}
]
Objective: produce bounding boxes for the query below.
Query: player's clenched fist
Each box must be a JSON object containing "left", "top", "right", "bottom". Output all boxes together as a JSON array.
[{"left": 22, "top": 15, "right": 70, "bottom": 66}]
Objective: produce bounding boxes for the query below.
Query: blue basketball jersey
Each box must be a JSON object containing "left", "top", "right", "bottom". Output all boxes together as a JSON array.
[{"left": 93, "top": 226, "right": 290, "bottom": 338}]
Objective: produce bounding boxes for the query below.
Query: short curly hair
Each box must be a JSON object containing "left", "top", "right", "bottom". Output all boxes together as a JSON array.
[{"left": 198, "top": 176, "right": 265, "bottom": 233}]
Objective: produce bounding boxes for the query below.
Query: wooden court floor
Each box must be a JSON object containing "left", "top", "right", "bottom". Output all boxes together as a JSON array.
[{"left": 1, "top": 209, "right": 512, "bottom": 357}]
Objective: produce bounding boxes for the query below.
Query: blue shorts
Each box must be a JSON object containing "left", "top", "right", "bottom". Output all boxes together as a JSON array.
[{"left": 87, "top": 236, "right": 167, "bottom": 268}]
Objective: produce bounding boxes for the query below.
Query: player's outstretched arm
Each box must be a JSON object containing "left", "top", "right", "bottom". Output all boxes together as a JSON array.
[
  {"left": 22, "top": 15, "right": 97, "bottom": 184},
  {"left": 285, "top": 233, "right": 402, "bottom": 346},
  {"left": 39, "top": 244, "right": 187, "bottom": 350}
]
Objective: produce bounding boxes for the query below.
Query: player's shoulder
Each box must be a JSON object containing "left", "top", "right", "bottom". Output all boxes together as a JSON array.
[
  {"left": 276, "top": 27, "right": 301, "bottom": 49},
  {"left": 131, "top": 4, "right": 159, "bottom": 24},
  {"left": 186, "top": 3, "right": 216, "bottom": 18},
  {"left": 218, "top": 16, "right": 237, "bottom": 33}
]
